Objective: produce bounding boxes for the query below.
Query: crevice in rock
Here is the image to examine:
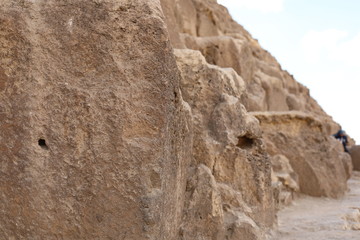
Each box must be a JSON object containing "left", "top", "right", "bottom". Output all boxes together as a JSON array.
[
  {"left": 38, "top": 139, "right": 48, "bottom": 150},
  {"left": 237, "top": 136, "right": 254, "bottom": 149}
]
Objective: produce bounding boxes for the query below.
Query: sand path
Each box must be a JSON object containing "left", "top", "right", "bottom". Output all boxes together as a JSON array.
[{"left": 270, "top": 171, "right": 360, "bottom": 240}]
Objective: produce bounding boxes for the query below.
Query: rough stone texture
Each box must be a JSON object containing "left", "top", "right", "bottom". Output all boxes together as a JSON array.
[
  {"left": 0, "top": 0, "right": 191, "bottom": 239},
  {"left": 162, "top": 0, "right": 340, "bottom": 135},
  {"left": 271, "top": 154, "right": 299, "bottom": 206},
  {"left": 160, "top": 0, "right": 185, "bottom": 48},
  {"left": 349, "top": 145, "right": 360, "bottom": 171},
  {"left": 272, "top": 155, "right": 299, "bottom": 193},
  {"left": 253, "top": 112, "right": 352, "bottom": 198},
  {"left": 160, "top": 0, "right": 353, "bottom": 202},
  {"left": 2, "top": 0, "right": 355, "bottom": 239},
  {"left": 165, "top": 0, "right": 354, "bottom": 236},
  {"left": 175, "top": 49, "right": 275, "bottom": 239},
  {"left": 161, "top": 0, "right": 354, "bottom": 228},
  {"left": 343, "top": 208, "right": 360, "bottom": 230}
]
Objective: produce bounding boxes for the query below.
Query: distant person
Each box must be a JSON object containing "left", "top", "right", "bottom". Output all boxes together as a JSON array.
[{"left": 333, "top": 130, "right": 349, "bottom": 152}]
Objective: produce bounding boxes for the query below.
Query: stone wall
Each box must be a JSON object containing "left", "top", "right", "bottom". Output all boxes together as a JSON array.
[
  {"left": 175, "top": 49, "right": 275, "bottom": 239},
  {"left": 0, "top": 0, "right": 190, "bottom": 239},
  {"left": 253, "top": 112, "right": 352, "bottom": 198},
  {"left": 0, "top": 0, "right": 353, "bottom": 239}
]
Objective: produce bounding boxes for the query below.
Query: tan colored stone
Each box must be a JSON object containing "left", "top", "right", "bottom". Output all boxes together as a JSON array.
[
  {"left": 162, "top": 0, "right": 342, "bottom": 138},
  {"left": 2, "top": 0, "right": 356, "bottom": 238},
  {"left": 343, "top": 208, "right": 360, "bottom": 230},
  {"left": 271, "top": 154, "right": 299, "bottom": 206},
  {"left": 272, "top": 154, "right": 299, "bottom": 193},
  {"left": 180, "top": 164, "right": 225, "bottom": 240},
  {"left": 224, "top": 210, "right": 263, "bottom": 240},
  {"left": 160, "top": 0, "right": 185, "bottom": 48},
  {"left": 349, "top": 145, "right": 360, "bottom": 171},
  {"left": 175, "top": 49, "right": 275, "bottom": 236},
  {"left": 0, "top": 0, "right": 191, "bottom": 239},
  {"left": 253, "top": 111, "right": 352, "bottom": 198}
]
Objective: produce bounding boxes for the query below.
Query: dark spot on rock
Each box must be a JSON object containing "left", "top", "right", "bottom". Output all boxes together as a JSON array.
[
  {"left": 237, "top": 136, "right": 254, "bottom": 149},
  {"left": 38, "top": 139, "right": 48, "bottom": 150}
]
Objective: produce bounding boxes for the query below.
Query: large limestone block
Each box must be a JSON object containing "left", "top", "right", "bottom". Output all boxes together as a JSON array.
[
  {"left": 182, "top": 35, "right": 256, "bottom": 85},
  {"left": 224, "top": 211, "right": 263, "bottom": 240},
  {"left": 0, "top": 0, "right": 191, "bottom": 239},
  {"left": 253, "top": 112, "right": 352, "bottom": 198},
  {"left": 180, "top": 34, "right": 310, "bottom": 113},
  {"left": 350, "top": 145, "right": 360, "bottom": 171},
  {"left": 175, "top": 49, "right": 275, "bottom": 233},
  {"left": 181, "top": 165, "right": 266, "bottom": 240},
  {"left": 160, "top": 0, "right": 186, "bottom": 48},
  {"left": 180, "top": 165, "right": 225, "bottom": 240},
  {"left": 174, "top": 0, "right": 198, "bottom": 36},
  {"left": 190, "top": 0, "right": 252, "bottom": 39}
]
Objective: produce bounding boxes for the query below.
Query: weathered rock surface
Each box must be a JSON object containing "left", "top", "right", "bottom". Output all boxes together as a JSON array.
[
  {"left": 350, "top": 145, "right": 360, "bottom": 171},
  {"left": 253, "top": 112, "right": 352, "bottom": 198},
  {"left": 343, "top": 208, "right": 360, "bottom": 231},
  {"left": 1, "top": 0, "right": 354, "bottom": 239},
  {"left": 271, "top": 154, "right": 299, "bottom": 206},
  {"left": 162, "top": 0, "right": 340, "bottom": 135},
  {"left": 175, "top": 49, "right": 275, "bottom": 239},
  {"left": 161, "top": 0, "right": 354, "bottom": 229},
  {"left": 0, "top": 0, "right": 191, "bottom": 239}
]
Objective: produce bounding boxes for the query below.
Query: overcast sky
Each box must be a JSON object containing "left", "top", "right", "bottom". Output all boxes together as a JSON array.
[{"left": 218, "top": 0, "right": 360, "bottom": 143}]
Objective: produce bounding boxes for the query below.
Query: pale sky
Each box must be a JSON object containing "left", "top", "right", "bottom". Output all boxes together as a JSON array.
[{"left": 218, "top": 0, "right": 360, "bottom": 143}]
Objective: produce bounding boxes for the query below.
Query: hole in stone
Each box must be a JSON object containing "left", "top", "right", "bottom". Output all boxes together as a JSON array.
[
  {"left": 38, "top": 139, "right": 48, "bottom": 150},
  {"left": 237, "top": 136, "right": 254, "bottom": 149},
  {"left": 173, "top": 91, "right": 179, "bottom": 104}
]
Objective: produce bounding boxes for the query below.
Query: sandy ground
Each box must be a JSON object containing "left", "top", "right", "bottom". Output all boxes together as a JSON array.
[{"left": 269, "top": 171, "right": 360, "bottom": 240}]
